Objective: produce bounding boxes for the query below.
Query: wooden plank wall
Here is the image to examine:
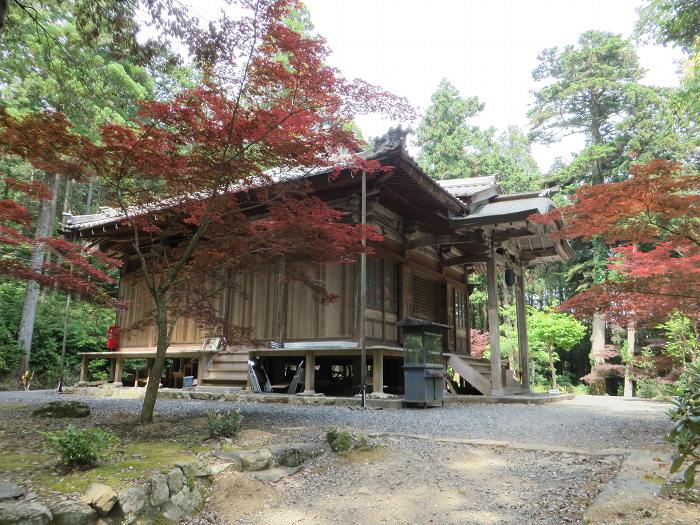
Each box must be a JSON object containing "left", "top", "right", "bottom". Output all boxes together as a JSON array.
[
  {"left": 119, "top": 274, "right": 155, "bottom": 347},
  {"left": 286, "top": 263, "right": 354, "bottom": 340}
]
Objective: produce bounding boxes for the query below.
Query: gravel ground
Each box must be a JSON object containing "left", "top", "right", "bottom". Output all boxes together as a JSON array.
[
  {"left": 0, "top": 390, "right": 672, "bottom": 451},
  {"left": 237, "top": 437, "right": 622, "bottom": 525},
  {"left": 0, "top": 391, "right": 686, "bottom": 525}
]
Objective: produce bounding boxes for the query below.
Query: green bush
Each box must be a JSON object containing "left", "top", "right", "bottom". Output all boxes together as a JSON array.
[
  {"left": 636, "top": 377, "right": 665, "bottom": 399},
  {"left": 667, "top": 360, "right": 700, "bottom": 487},
  {"left": 205, "top": 410, "right": 243, "bottom": 438},
  {"left": 42, "top": 425, "right": 117, "bottom": 468}
]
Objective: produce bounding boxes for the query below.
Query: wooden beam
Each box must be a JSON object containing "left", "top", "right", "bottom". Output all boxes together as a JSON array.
[
  {"left": 406, "top": 232, "right": 481, "bottom": 250},
  {"left": 442, "top": 254, "right": 489, "bottom": 267},
  {"left": 492, "top": 228, "right": 535, "bottom": 242},
  {"left": 520, "top": 247, "right": 557, "bottom": 261}
]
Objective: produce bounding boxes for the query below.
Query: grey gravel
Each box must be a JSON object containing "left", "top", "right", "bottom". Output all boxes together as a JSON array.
[{"left": 0, "top": 391, "right": 671, "bottom": 451}]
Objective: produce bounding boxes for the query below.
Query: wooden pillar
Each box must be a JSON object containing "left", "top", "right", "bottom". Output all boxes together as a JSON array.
[
  {"left": 114, "top": 358, "right": 124, "bottom": 386},
  {"left": 79, "top": 355, "right": 89, "bottom": 383},
  {"left": 515, "top": 266, "right": 530, "bottom": 393},
  {"left": 108, "top": 359, "right": 116, "bottom": 382},
  {"left": 372, "top": 349, "right": 384, "bottom": 393},
  {"left": 304, "top": 351, "right": 315, "bottom": 394},
  {"left": 196, "top": 355, "right": 210, "bottom": 388},
  {"left": 486, "top": 241, "right": 504, "bottom": 396}
]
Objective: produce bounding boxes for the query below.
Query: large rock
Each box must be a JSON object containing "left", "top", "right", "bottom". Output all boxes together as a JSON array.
[
  {"left": 80, "top": 483, "right": 118, "bottom": 516},
  {"left": 149, "top": 474, "right": 169, "bottom": 507},
  {"left": 236, "top": 449, "right": 274, "bottom": 471},
  {"left": 161, "top": 486, "right": 195, "bottom": 522},
  {"left": 0, "top": 499, "right": 52, "bottom": 524},
  {"left": 166, "top": 468, "right": 184, "bottom": 495},
  {"left": 49, "top": 500, "right": 97, "bottom": 525},
  {"left": 0, "top": 480, "right": 24, "bottom": 502},
  {"left": 211, "top": 452, "right": 243, "bottom": 472},
  {"left": 32, "top": 401, "right": 90, "bottom": 418},
  {"left": 268, "top": 442, "right": 326, "bottom": 467},
  {"left": 175, "top": 461, "right": 210, "bottom": 478},
  {"left": 118, "top": 485, "right": 148, "bottom": 522}
]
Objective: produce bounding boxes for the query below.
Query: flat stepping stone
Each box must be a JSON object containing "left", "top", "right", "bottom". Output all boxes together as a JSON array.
[{"left": 251, "top": 466, "right": 300, "bottom": 483}]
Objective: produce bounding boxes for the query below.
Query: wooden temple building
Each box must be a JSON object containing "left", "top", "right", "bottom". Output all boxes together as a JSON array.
[{"left": 66, "top": 129, "right": 573, "bottom": 398}]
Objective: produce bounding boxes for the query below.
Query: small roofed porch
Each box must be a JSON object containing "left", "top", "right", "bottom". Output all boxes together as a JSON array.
[{"left": 437, "top": 185, "right": 574, "bottom": 396}]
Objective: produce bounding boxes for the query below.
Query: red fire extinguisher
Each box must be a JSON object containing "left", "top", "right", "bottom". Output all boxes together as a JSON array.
[{"left": 106, "top": 325, "right": 120, "bottom": 351}]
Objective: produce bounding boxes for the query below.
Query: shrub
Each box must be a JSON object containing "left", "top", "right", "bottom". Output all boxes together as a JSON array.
[
  {"left": 205, "top": 410, "right": 243, "bottom": 438},
  {"left": 636, "top": 377, "right": 665, "bottom": 399},
  {"left": 42, "top": 425, "right": 116, "bottom": 468},
  {"left": 667, "top": 360, "right": 700, "bottom": 487}
]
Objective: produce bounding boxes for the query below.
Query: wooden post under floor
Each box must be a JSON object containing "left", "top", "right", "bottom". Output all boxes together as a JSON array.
[
  {"left": 114, "top": 358, "right": 124, "bottom": 386},
  {"left": 372, "top": 349, "right": 384, "bottom": 394},
  {"left": 304, "top": 351, "right": 316, "bottom": 394},
  {"left": 196, "top": 355, "right": 209, "bottom": 387},
  {"left": 486, "top": 241, "right": 504, "bottom": 396},
  {"left": 79, "top": 355, "right": 89, "bottom": 383},
  {"left": 515, "top": 266, "right": 530, "bottom": 393}
]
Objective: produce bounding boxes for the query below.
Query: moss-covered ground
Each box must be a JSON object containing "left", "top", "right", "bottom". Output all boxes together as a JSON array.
[{"left": 0, "top": 402, "right": 217, "bottom": 498}]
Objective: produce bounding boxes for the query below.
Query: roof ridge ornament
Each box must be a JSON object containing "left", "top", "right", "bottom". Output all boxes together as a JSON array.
[{"left": 372, "top": 125, "right": 410, "bottom": 154}]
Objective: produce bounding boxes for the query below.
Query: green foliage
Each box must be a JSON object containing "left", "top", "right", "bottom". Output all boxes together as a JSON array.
[
  {"left": 205, "top": 410, "right": 243, "bottom": 439},
  {"left": 667, "top": 360, "right": 700, "bottom": 487},
  {"left": 415, "top": 79, "right": 486, "bottom": 180},
  {"left": 326, "top": 427, "right": 353, "bottom": 453},
  {"left": 42, "top": 425, "right": 117, "bottom": 468},
  {"left": 636, "top": 0, "right": 700, "bottom": 52},
  {"left": 636, "top": 377, "right": 666, "bottom": 399},
  {"left": 0, "top": 281, "right": 113, "bottom": 385},
  {"left": 658, "top": 312, "right": 700, "bottom": 366},
  {"left": 415, "top": 80, "right": 542, "bottom": 192}
]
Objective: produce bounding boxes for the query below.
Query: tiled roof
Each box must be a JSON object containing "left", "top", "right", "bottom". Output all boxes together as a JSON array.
[{"left": 436, "top": 176, "right": 499, "bottom": 198}]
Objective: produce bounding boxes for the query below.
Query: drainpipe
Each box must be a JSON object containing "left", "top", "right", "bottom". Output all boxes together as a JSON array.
[{"left": 360, "top": 170, "right": 367, "bottom": 408}]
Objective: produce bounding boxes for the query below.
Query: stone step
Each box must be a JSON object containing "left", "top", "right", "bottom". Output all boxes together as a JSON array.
[
  {"left": 193, "top": 385, "right": 244, "bottom": 393},
  {"left": 200, "top": 377, "right": 248, "bottom": 386},
  {"left": 208, "top": 362, "right": 248, "bottom": 372},
  {"left": 213, "top": 353, "right": 250, "bottom": 363},
  {"left": 205, "top": 370, "right": 248, "bottom": 381}
]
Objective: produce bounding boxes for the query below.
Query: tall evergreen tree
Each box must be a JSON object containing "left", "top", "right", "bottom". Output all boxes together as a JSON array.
[
  {"left": 415, "top": 79, "right": 485, "bottom": 180},
  {"left": 529, "top": 31, "right": 646, "bottom": 189}
]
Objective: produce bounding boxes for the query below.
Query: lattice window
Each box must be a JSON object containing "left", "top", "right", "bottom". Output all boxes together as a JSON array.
[
  {"left": 455, "top": 290, "right": 466, "bottom": 328},
  {"left": 366, "top": 257, "right": 383, "bottom": 310},
  {"left": 412, "top": 275, "right": 436, "bottom": 320}
]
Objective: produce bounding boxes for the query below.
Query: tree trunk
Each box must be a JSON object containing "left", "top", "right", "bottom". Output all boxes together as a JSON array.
[
  {"left": 17, "top": 173, "right": 60, "bottom": 376},
  {"left": 623, "top": 322, "right": 636, "bottom": 398},
  {"left": 0, "top": 0, "right": 8, "bottom": 34},
  {"left": 548, "top": 341, "right": 557, "bottom": 390},
  {"left": 139, "top": 297, "right": 169, "bottom": 424}
]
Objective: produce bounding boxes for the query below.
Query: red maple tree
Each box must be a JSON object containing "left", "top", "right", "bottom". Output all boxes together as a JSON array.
[
  {"left": 0, "top": 110, "right": 118, "bottom": 301},
  {"left": 1, "top": 0, "right": 412, "bottom": 422},
  {"left": 535, "top": 159, "right": 700, "bottom": 326}
]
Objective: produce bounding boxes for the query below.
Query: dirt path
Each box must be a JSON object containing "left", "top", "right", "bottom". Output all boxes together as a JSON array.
[{"left": 224, "top": 437, "right": 619, "bottom": 525}]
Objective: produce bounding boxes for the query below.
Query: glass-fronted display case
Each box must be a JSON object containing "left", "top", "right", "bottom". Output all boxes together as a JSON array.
[{"left": 398, "top": 317, "right": 449, "bottom": 407}]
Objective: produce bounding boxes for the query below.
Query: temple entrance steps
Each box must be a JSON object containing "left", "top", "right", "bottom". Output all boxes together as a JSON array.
[
  {"left": 199, "top": 349, "right": 250, "bottom": 389},
  {"left": 445, "top": 354, "right": 492, "bottom": 395}
]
